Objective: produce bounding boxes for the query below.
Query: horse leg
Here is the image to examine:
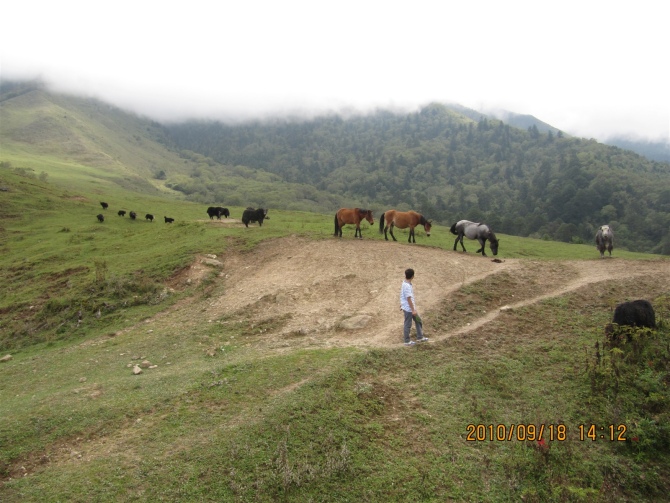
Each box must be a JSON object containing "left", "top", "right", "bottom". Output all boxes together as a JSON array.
[
  {"left": 334, "top": 214, "right": 340, "bottom": 237},
  {"left": 477, "top": 238, "right": 487, "bottom": 256},
  {"left": 408, "top": 227, "right": 414, "bottom": 243},
  {"left": 455, "top": 235, "right": 466, "bottom": 252},
  {"left": 355, "top": 224, "right": 362, "bottom": 239},
  {"left": 389, "top": 223, "right": 397, "bottom": 241}
]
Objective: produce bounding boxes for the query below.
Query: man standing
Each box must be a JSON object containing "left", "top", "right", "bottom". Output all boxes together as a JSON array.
[{"left": 400, "top": 268, "right": 428, "bottom": 346}]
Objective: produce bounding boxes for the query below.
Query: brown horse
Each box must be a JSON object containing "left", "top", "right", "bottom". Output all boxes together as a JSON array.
[
  {"left": 334, "top": 208, "right": 374, "bottom": 239},
  {"left": 379, "top": 210, "right": 432, "bottom": 243}
]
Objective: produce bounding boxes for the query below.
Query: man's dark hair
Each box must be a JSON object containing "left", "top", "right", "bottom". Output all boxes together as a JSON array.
[{"left": 405, "top": 268, "right": 414, "bottom": 279}]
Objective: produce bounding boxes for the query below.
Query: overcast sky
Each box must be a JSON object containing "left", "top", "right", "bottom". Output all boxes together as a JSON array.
[{"left": 2, "top": 1, "right": 668, "bottom": 142}]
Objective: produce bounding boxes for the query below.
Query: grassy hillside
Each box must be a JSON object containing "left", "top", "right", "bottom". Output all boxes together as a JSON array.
[
  {"left": 2, "top": 84, "right": 670, "bottom": 501},
  {"left": 0, "top": 88, "right": 171, "bottom": 187},
  {"left": 1, "top": 163, "right": 661, "bottom": 351},
  {"left": 0, "top": 84, "right": 351, "bottom": 212},
  {"left": 1, "top": 165, "right": 669, "bottom": 501},
  {"left": 0, "top": 166, "right": 337, "bottom": 351}
]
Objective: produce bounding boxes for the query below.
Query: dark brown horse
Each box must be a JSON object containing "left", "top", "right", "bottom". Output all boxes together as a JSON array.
[
  {"left": 379, "top": 210, "right": 432, "bottom": 243},
  {"left": 334, "top": 208, "right": 374, "bottom": 239}
]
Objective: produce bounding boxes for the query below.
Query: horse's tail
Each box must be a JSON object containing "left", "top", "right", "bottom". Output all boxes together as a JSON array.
[
  {"left": 450, "top": 223, "right": 457, "bottom": 235},
  {"left": 334, "top": 213, "right": 339, "bottom": 236},
  {"left": 379, "top": 212, "right": 385, "bottom": 234}
]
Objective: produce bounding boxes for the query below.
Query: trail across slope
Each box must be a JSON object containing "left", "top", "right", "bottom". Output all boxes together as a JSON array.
[{"left": 197, "top": 237, "right": 668, "bottom": 350}]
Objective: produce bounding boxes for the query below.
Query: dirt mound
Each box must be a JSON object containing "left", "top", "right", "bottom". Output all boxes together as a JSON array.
[{"left": 197, "top": 237, "right": 669, "bottom": 350}]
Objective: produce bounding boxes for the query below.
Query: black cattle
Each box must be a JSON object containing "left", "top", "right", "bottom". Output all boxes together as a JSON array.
[
  {"left": 206, "top": 206, "right": 221, "bottom": 219},
  {"left": 96, "top": 214, "right": 104, "bottom": 222},
  {"left": 217, "top": 207, "right": 230, "bottom": 218},
  {"left": 129, "top": 211, "right": 137, "bottom": 220},
  {"left": 118, "top": 210, "right": 126, "bottom": 217},
  {"left": 242, "top": 208, "right": 269, "bottom": 227},
  {"left": 100, "top": 202, "right": 108, "bottom": 210},
  {"left": 612, "top": 300, "right": 656, "bottom": 329},
  {"left": 164, "top": 216, "right": 174, "bottom": 223},
  {"left": 145, "top": 214, "right": 154, "bottom": 222}
]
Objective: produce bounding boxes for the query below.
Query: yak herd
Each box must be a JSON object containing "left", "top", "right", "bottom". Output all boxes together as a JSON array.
[
  {"left": 97, "top": 202, "right": 174, "bottom": 224},
  {"left": 96, "top": 202, "right": 269, "bottom": 228}
]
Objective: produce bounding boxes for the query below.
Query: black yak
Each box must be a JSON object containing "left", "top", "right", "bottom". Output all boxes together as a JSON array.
[
  {"left": 206, "top": 206, "right": 221, "bottom": 219},
  {"left": 612, "top": 300, "right": 656, "bottom": 329},
  {"left": 242, "top": 208, "right": 269, "bottom": 227}
]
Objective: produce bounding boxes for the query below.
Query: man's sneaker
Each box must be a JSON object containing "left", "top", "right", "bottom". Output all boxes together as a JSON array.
[
  {"left": 416, "top": 337, "right": 429, "bottom": 343},
  {"left": 404, "top": 341, "right": 416, "bottom": 346}
]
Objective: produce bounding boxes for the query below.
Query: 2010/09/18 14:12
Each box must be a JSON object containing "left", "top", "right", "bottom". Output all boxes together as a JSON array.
[{"left": 465, "top": 423, "right": 628, "bottom": 442}]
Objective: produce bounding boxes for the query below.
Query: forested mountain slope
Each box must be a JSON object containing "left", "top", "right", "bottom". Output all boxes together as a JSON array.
[{"left": 165, "top": 104, "right": 670, "bottom": 254}]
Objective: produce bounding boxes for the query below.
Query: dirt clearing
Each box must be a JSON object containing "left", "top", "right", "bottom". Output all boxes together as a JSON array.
[{"left": 183, "top": 237, "right": 670, "bottom": 351}]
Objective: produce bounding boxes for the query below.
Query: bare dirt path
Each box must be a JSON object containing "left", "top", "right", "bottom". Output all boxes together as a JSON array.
[{"left": 183, "top": 237, "right": 669, "bottom": 350}]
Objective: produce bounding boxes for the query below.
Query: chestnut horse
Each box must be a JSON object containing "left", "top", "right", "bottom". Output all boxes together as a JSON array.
[
  {"left": 379, "top": 210, "right": 432, "bottom": 243},
  {"left": 334, "top": 208, "right": 374, "bottom": 239}
]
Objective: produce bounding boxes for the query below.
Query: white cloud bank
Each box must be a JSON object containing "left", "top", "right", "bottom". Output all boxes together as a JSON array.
[{"left": 2, "top": 0, "right": 668, "bottom": 142}]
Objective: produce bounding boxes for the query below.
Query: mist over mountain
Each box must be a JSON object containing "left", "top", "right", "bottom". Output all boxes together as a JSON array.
[{"left": 603, "top": 137, "right": 670, "bottom": 163}]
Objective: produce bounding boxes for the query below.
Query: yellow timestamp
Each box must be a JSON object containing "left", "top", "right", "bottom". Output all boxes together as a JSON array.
[{"left": 465, "top": 423, "right": 629, "bottom": 442}]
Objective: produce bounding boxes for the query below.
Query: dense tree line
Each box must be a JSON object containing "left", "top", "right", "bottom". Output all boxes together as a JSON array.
[{"left": 163, "top": 103, "right": 670, "bottom": 254}]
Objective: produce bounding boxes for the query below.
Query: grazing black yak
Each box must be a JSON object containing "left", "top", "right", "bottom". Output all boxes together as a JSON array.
[
  {"left": 100, "top": 202, "right": 108, "bottom": 210},
  {"left": 613, "top": 300, "right": 656, "bottom": 329},
  {"left": 129, "top": 211, "right": 137, "bottom": 220},
  {"left": 96, "top": 214, "right": 104, "bottom": 222},
  {"left": 242, "top": 208, "right": 269, "bottom": 227},
  {"left": 164, "top": 216, "right": 174, "bottom": 223},
  {"left": 145, "top": 214, "right": 154, "bottom": 222},
  {"left": 206, "top": 206, "right": 221, "bottom": 219},
  {"left": 118, "top": 210, "right": 126, "bottom": 217}
]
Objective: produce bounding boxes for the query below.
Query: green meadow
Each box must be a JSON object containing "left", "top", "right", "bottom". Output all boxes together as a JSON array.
[{"left": 1, "top": 161, "right": 669, "bottom": 502}]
